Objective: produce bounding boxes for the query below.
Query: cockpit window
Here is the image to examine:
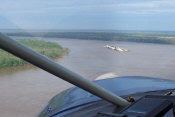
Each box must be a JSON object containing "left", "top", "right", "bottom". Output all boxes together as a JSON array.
[{"left": 0, "top": 0, "right": 175, "bottom": 117}]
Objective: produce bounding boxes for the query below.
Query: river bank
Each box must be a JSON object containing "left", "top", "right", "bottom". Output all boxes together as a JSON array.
[
  {"left": 0, "top": 51, "right": 69, "bottom": 77},
  {"left": 0, "top": 39, "right": 69, "bottom": 69},
  {"left": 4, "top": 31, "right": 175, "bottom": 45}
]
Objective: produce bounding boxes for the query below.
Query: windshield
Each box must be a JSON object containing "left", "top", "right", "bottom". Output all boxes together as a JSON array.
[{"left": 0, "top": 0, "right": 175, "bottom": 117}]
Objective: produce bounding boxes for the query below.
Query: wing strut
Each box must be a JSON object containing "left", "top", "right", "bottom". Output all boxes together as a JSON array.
[{"left": 0, "top": 33, "right": 129, "bottom": 107}]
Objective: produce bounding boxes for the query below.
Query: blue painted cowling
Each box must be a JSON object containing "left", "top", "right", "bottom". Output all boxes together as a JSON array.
[{"left": 39, "top": 76, "right": 175, "bottom": 117}]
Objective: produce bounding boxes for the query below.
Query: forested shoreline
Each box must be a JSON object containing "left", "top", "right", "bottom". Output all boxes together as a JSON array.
[
  {"left": 0, "top": 39, "right": 69, "bottom": 69},
  {"left": 4, "top": 31, "right": 175, "bottom": 45}
]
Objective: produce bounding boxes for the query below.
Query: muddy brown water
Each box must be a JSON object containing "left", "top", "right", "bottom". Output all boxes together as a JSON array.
[{"left": 1, "top": 37, "right": 175, "bottom": 117}]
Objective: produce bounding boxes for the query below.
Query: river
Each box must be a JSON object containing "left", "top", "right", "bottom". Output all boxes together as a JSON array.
[{"left": 1, "top": 37, "right": 175, "bottom": 117}]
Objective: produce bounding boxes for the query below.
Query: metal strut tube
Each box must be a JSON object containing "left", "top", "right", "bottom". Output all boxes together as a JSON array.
[{"left": 0, "top": 33, "right": 129, "bottom": 107}]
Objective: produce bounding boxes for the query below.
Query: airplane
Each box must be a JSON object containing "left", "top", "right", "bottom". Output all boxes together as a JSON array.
[{"left": 0, "top": 33, "right": 175, "bottom": 117}]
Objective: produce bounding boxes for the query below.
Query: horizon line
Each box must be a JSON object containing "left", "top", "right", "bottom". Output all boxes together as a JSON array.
[{"left": 1, "top": 29, "right": 175, "bottom": 32}]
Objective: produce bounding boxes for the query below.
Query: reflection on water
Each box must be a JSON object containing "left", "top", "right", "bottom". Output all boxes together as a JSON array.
[{"left": 0, "top": 37, "right": 175, "bottom": 117}]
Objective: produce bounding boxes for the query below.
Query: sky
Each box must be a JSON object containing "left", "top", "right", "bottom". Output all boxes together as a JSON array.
[{"left": 0, "top": 0, "right": 175, "bottom": 31}]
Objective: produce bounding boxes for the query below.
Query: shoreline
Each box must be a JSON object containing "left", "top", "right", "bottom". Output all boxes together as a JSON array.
[
  {"left": 11, "top": 35, "right": 175, "bottom": 46},
  {"left": 0, "top": 39, "right": 69, "bottom": 69},
  {"left": 0, "top": 52, "right": 69, "bottom": 76},
  {"left": 5, "top": 31, "right": 175, "bottom": 45}
]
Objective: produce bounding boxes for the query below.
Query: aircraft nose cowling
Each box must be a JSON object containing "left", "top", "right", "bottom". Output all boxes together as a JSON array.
[{"left": 39, "top": 76, "right": 175, "bottom": 117}]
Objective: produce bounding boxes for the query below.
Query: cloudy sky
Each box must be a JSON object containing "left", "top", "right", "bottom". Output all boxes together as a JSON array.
[{"left": 0, "top": 0, "right": 175, "bottom": 31}]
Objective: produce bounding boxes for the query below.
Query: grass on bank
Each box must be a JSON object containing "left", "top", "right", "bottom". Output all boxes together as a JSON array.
[{"left": 0, "top": 39, "right": 69, "bottom": 69}]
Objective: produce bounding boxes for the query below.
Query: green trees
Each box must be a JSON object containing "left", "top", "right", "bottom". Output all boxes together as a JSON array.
[
  {"left": 5, "top": 31, "right": 175, "bottom": 45},
  {"left": 0, "top": 39, "right": 68, "bottom": 69}
]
